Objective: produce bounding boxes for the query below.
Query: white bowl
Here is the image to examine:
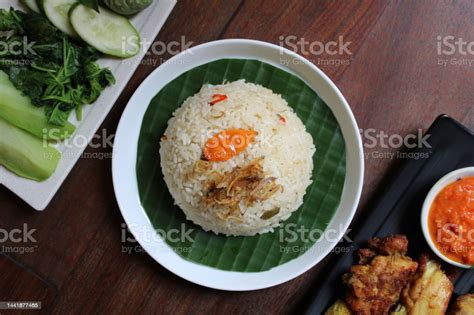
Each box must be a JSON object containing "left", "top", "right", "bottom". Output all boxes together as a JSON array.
[
  {"left": 112, "top": 39, "right": 364, "bottom": 290},
  {"left": 421, "top": 167, "right": 474, "bottom": 269}
]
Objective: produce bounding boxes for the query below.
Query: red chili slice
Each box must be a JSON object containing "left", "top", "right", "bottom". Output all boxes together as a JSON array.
[
  {"left": 278, "top": 114, "right": 286, "bottom": 124},
  {"left": 209, "top": 94, "right": 227, "bottom": 106}
]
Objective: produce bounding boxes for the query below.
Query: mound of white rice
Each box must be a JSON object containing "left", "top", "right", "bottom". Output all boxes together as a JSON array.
[{"left": 159, "top": 80, "right": 315, "bottom": 236}]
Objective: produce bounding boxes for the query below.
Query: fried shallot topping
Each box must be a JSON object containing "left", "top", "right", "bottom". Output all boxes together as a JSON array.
[{"left": 200, "top": 157, "right": 282, "bottom": 209}]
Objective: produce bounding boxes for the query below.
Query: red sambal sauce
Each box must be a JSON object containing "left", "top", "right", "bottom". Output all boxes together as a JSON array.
[{"left": 428, "top": 176, "right": 474, "bottom": 265}]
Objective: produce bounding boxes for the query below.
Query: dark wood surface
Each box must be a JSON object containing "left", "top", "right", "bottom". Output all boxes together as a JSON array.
[{"left": 1, "top": 0, "right": 473, "bottom": 313}]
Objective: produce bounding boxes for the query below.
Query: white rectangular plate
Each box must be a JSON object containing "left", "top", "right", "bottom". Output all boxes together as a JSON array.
[{"left": 0, "top": 0, "right": 177, "bottom": 210}]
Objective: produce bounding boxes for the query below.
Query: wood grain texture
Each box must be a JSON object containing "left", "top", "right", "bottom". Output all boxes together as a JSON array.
[
  {"left": 0, "top": 0, "right": 473, "bottom": 313},
  {"left": 0, "top": 256, "right": 56, "bottom": 313}
]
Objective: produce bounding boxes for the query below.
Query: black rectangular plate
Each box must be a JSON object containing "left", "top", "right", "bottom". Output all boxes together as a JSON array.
[{"left": 305, "top": 115, "right": 474, "bottom": 314}]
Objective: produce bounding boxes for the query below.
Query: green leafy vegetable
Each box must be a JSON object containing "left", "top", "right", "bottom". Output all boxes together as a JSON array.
[
  {"left": 0, "top": 8, "right": 115, "bottom": 126},
  {"left": 0, "top": 70, "right": 76, "bottom": 140},
  {"left": 0, "top": 8, "right": 24, "bottom": 32}
]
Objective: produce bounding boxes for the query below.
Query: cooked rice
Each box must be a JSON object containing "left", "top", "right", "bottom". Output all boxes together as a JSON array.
[{"left": 159, "top": 80, "right": 315, "bottom": 236}]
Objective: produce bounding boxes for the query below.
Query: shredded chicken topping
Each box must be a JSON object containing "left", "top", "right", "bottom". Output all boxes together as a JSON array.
[{"left": 197, "top": 158, "right": 282, "bottom": 211}]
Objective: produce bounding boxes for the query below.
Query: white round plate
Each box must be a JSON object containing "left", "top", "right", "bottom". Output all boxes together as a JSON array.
[{"left": 112, "top": 39, "right": 364, "bottom": 291}]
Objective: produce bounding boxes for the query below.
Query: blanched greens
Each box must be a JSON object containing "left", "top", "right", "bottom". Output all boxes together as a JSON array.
[{"left": 0, "top": 8, "right": 115, "bottom": 126}]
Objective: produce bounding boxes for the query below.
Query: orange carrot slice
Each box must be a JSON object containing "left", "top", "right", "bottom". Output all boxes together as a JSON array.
[{"left": 203, "top": 129, "right": 258, "bottom": 162}]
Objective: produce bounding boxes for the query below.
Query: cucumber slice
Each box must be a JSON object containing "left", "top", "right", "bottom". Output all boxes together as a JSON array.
[
  {"left": 0, "top": 118, "right": 61, "bottom": 182},
  {"left": 21, "top": 0, "right": 41, "bottom": 13},
  {"left": 41, "top": 0, "right": 78, "bottom": 38},
  {"left": 69, "top": 4, "right": 141, "bottom": 58},
  {"left": 0, "top": 71, "right": 76, "bottom": 140}
]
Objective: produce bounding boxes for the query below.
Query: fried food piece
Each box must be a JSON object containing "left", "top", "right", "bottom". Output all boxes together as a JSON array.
[
  {"left": 358, "top": 248, "right": 377, "bottom": 264},
  {"left": 368, "top": 235, "right": 409, "bottom": 256},
  {"left": 343, "top": 255, "right": 418, "bottom": 314},
  {"left": 390, "top": 304, "right": 408, "bottom": 315},
  {"left": 356, "top": 235, "right": 409, "bottom": 265},
  {"left": 400, "top": 255, "right": 453, "bottom": 315},
  {"left": 325, "top": 299, "right": 352, "bottom": 315},
  {"left": 450, "top": 294, "right": 474, "bottom": 315},
  {"left": 343, "top": 235, "right": 418, "bottom": 315}
]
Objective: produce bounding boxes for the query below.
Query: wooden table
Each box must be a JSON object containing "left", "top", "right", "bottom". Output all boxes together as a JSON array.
[{"left": 1, "top": 0, "right": 473, "bottom": 313}]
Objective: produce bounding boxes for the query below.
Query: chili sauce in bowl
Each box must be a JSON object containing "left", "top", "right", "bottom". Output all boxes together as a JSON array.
[{"left": 422, "top": 167, "right": 474, "bottom": 268}]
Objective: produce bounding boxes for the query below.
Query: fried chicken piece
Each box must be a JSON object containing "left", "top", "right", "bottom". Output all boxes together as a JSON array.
[
  {"left": 391, "top": 304, "right": 408, "bottom": 315},
  {"left": 357, "top": 235, "right": 409, "bottom": 265},
  {"left": 358, "top": 248, "right": 377, "bottom": 264},
  {"left": 368, "top": 235, "right": 409, "bottom": 256},
  {"left": 400, "top": 255, "right": 453, "bottom": 315},
  {"left": 343, "top": 235, "right": 418, "bottom": 315},
  {"left": 325, "top": 299, "right": 352, "bottom": 315},
  {"left": 450, "top": 294, "right": 474, "bottom": 315}
]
